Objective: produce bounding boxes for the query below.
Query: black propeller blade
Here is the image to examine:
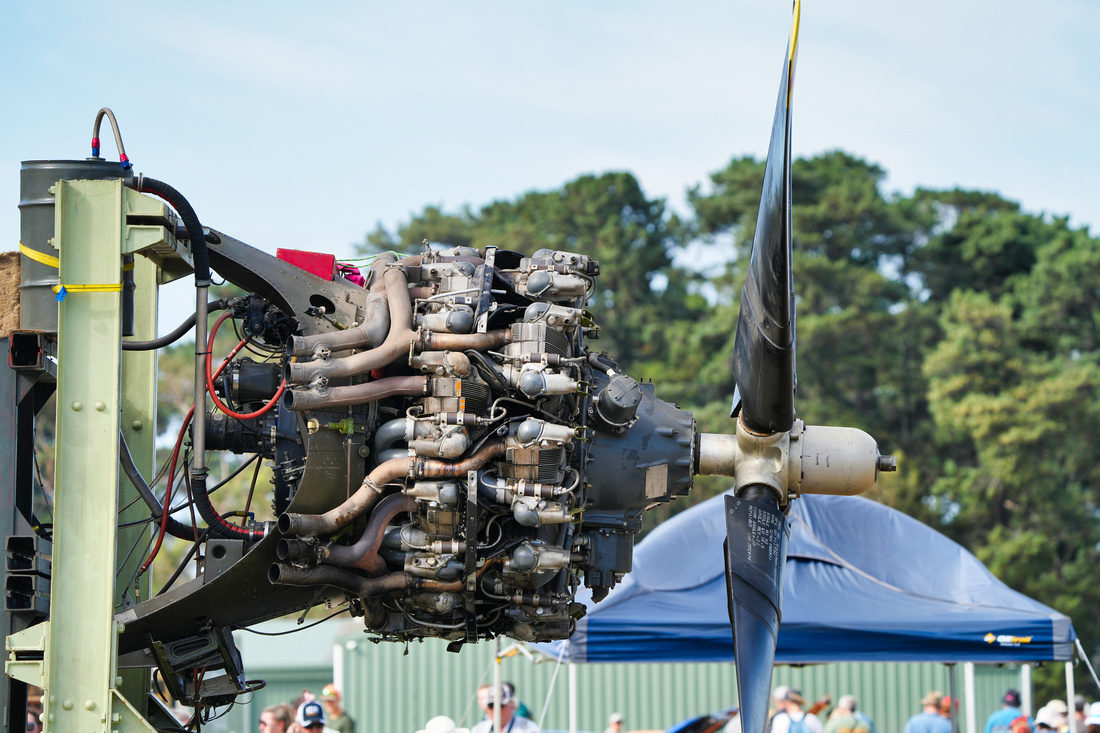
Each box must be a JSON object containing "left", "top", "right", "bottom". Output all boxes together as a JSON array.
[
  {"left": 725, "top": 4, "right": 800, "bottom": 733},
  {"left": 724, "top": 489, "right": 789, "bottom": 733},
  {"left": 731, "top": 0, "right": 800, "bottom": 436}
]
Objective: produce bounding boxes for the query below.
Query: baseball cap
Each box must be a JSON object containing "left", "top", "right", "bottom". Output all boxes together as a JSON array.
[
  {"left": 1004, "top": 690, "right": 1021, "bottom": 707},
  {"left": 1047, "top": 700, "right": 1069, "bottom": 716},
  {"left": 610, "top": 713, "right": 623, "bottom": 724},
  {"left": 1035, "top": 711, "right": 1062, "bottom": 730},
  {"left": 297, "top": 701, "right": 326, "bottom": 727},
  {"left": 478, "top": 685, "right": 513, "bottom": 708},
  {"left": 773, "top": 686, "right": 791, "bottom": 703},
  {"left": 785, "top": 690, "right": 806, "bottom": 707},
  {"left": 322, "top": 684, "right": 341, "bottom": 701}
]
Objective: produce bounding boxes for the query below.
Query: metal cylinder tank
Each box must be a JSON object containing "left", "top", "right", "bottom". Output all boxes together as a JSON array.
[{"left": 19, "top": 159, "right": 131, "bottom": 333}]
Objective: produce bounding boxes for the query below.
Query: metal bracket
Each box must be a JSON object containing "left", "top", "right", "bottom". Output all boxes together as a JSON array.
[{"left": 4, "top": 621, "right": 47, "bottom": 689}]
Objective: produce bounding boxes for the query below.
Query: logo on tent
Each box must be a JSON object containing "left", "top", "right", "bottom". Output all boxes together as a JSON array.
[{"left": 984, "top": 633, "right": 1033, "bottom": 646}]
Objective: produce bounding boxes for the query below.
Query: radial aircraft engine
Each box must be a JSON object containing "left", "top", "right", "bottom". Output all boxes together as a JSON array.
[{"left": 11, "top": 0, "right": 893, "bottom": 728}]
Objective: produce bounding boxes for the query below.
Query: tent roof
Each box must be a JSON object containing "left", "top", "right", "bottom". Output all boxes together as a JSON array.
[{"left": 554, "top": 493, "right": 1074, "bottom": 664}]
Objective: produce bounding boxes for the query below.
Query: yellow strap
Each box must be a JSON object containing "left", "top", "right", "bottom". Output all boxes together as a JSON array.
[
  {"left": 22, "top": 242, "right": 135, "bottom": 272},
  {"left": 52, "top": 284, "right": 122, "bottom": 294},
  {"left": 19, "top": 242, "right": 60, "bottom": 269}
]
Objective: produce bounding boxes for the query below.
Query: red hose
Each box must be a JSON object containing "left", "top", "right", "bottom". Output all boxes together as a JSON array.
[
  {"left": 206, "top": 311, "right": 286, "bottom": 420},
  {"left": 141, "top": 322, "right": 270, "bottom": 570},
  {"left": 140, "top": 405, "right": 194, "bottom": 573}
]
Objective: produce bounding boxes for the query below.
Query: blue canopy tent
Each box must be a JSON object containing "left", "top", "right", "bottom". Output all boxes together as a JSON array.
[{"left": 555, "top": 493, "right": 1075, "bottom": 665}]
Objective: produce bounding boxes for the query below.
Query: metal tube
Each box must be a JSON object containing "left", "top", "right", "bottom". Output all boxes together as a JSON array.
[
  {"left": 278, "top": 457, "right": 413, "bottom": 537},
  {"left": 323, "top": 494, "right": 417, "bottom": 575},
  {"left": 415, "top": 441, "right": 507, "bottom": 479},
  {"left": 268, "top": 563, "right": 409, "bottom": 598},
  {"left": 287, "top": 254, "right": 396, "bottom": 357},
  {"left": 285, "top": 375, "right": 428, "bottom": 411},
  {"left": 286, "top": 267, "right": 415, "bottom": 384}
]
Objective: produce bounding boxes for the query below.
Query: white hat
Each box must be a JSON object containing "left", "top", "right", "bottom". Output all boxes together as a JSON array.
[
  {"left": 773, "top": 686, "right": 791, "bottom": 702},
  {"left": 610, "top": 713, "right": 623, "bottom": 724},
  {"left": 415, "top": 716, "right": 470, "bottom": 733},
  {"left": 478, "top": 686, "right": 514, "bottom": 708},
  {"left": 1035, "top": 709, "right": 1063, "bottom": 730}
]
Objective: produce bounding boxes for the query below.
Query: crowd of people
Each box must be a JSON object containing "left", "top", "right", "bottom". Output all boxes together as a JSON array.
[
  {"left": 755, "top": 687, "right": 1100, "bottom": 733},
  {"left": 259, "top": 682, "right": 1100, "bottom": 733},
  {"left": 258, "top": 683, "right": 355, "bottom": 733},
  {"left": 413, "top": 682, "right": 541, "bottom": 733}
]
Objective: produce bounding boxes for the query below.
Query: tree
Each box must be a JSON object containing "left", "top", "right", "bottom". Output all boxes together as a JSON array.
[{"left": 364, "top": 172, "right": 704, "bottom": 369}]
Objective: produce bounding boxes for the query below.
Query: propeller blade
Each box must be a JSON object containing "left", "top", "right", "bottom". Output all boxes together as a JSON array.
[
  {"left": 723, "top": 490, "right": 790, "bottom": 733},
  {"left": 731, "top": 0, "right": 801, "bottom": 434}
]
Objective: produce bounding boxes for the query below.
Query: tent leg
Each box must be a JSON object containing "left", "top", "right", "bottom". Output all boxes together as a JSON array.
[
  {"left": 964, "top": 663, "right": 977, "bottom": 733},
  {"left": 493, "top": 637, "right": 503, "bottom": 733},
  {"left": 569, "top": 663, "right": 577, "bottom": 733},
  {"left": 948, "top": 664, "right": 958, "bottom": 733},
  {"left": 1066, "top": 663, "right": 1077, "bottom": 733},
  {"left": 1021, "top": 665, "right": 1032, "bottom": 716}
]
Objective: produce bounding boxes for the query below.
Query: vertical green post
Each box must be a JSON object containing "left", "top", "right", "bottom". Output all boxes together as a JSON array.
[
  {"left": 117, "top": 253, "right": 159, "bottom": 718},
  {"left": 44, "top": 178, "right": 142, "bottom": 733}
]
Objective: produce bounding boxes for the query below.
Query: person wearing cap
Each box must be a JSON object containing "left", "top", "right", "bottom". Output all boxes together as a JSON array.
[
  {"left": 903, "top": 692, "right": 952, "bottom": 733},
  {"left": 260, "top": 704, "right": 293, "bottom": 733},
  {"left": 321, "top": 684, "right": 355, "bottom": 733},
  {"left": 771, "top": 689, "right": 824, "bottom": 733},
  {"left": 1035, "top": 709, "right": 1066, "bottom": 733},
  {"left": 985, "top": 690, "right": 1027, "bottom": 733},
  {"left": 290, "top": 700, "right": 335, "bottom": 733},
  {"left": 471, "top": 683, "right": 539, "bottom": 733},
  {"left": 769, "top": 686, "right": 793, "bottom": 732},
  {"left": 1038, "top": 701, "right": 1069, "bottom": 733},
  {"left": 604, "top": 713, "right": 624, "bottom": 733},
  {"left": 1083, "top": 701, "right": 1100, "bottom": 733}
]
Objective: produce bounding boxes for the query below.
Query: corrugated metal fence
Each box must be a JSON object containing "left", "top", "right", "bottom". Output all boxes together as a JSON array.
[{"left": 336, "top": 634, "right": 1024, "bottom": 733}]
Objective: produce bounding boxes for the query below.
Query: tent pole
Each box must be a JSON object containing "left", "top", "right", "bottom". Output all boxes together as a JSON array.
[
  {"left": 948, "top": 664, "right": 958, "bottom": 733},
  {"left": 1066, "top": 663, "right": 1077, "bottom": 733},
  {"left": 1021, "top": 665, "right": 1032, "bottom": 716},
  {"left": 569, "top": 663, "right": 577, "bottom": 733},
  {"left": 494, "top": 637, "right": 503, "bottom": 733},
  {"left": 964, "top": 663, "right": 977, "bottom": 733}
]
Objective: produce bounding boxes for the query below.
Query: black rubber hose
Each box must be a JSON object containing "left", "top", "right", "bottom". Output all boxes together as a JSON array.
[
  {"left": 189, "top": 462, "right": 259, "bottom": 541},
  {"left": 131, "top": 177, "right": 210, "bottom": 285},
  {"left": 122, "top": 299, "right": 228, "bottom": 351},
  {"left": 118, "top": 431, "right": 193, "bottom": 540},
  {"left": 126, "top": 177, "right": 244, "bottom": 539}
]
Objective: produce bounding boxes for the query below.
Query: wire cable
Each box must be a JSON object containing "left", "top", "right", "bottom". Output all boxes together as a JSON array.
[{"left": 235, "top": 607, "right": 350, "bottom": 636}]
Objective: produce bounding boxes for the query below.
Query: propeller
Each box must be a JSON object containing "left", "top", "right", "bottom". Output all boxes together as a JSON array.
[
  {"left": 726, "top": 4, "right": 798, "bottom": 733},
  {"left": 699, "top": 2, "right": 893, "bottom": 730}
]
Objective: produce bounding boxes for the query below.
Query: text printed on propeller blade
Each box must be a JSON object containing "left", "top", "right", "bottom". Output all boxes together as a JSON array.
[{"left": 746, "top": 504, "right": 783, "bottom": 586}]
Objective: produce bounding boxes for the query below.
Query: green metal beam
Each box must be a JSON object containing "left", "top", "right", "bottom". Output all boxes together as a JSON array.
[{"left": 2, "top": 178, "right": 181, "bottom": 733}]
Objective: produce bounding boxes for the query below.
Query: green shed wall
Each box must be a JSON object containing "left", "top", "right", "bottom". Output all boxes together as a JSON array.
[{"left": 337, "top": 635, "right": 1025, "bottom": 733}]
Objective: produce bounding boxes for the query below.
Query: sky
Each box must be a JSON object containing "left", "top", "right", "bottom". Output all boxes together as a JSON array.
[{"left": 2, "top": 1, "right": 1098, "bottom": 332}]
